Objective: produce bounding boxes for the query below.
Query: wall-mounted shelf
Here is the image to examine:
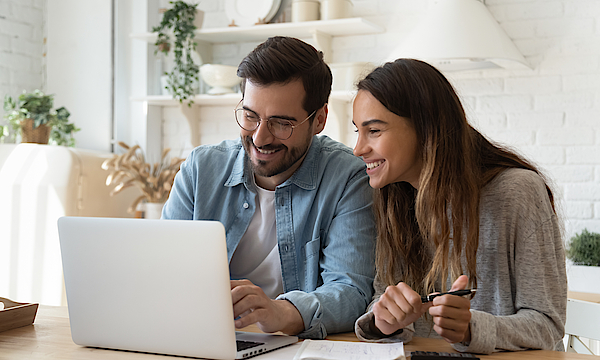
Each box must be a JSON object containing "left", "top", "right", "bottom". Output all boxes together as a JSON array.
[
  {"left": 131, "top": 17, "right": 383, "bottom": 43},
  {"left": 131, "top": 93, "right": 242, "bottom": 106},
  {"left": 132, "top": 90, "right": 355, "bottom": 146},
  {"left": 131, "top": 90, "right": 355, "bottom": 107},
  {"left": 131, "top": 17, "right": 383, "bottom": 63}
]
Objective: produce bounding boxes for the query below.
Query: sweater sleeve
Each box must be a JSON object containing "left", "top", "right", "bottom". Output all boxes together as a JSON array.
[{"left": 354, "top": 270, "right": 417, "bottom": 342}]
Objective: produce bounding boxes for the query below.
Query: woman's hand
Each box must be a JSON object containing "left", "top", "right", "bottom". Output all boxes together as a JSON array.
[
  {"left": 373, "top": 282, "right": 432, "bottom": 335},
  {"left": 428, "top": 275, "right": 472, "bottom": 343}
]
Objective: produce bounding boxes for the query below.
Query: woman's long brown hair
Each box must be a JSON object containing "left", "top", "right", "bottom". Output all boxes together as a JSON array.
[{"left": 357, "top": 59, "right": 555, "bottom": 295}]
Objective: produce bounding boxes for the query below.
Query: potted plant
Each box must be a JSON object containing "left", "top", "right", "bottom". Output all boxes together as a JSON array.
[
  {"left": 102, "top": 142, "right": 185, "bottom": 218},
  {"left": 566, "top": 229, "right": 600, "bottom": 294},
  {"left": 153, "top": 1, "right": 204, "bottom": 105},
  {"left": 2, "top": 90, "right": 80, "bottom": 146}
]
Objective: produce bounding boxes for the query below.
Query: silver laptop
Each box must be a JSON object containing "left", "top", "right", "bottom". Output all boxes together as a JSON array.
[{"left": 57, "top": 216, "right": 298, "bottom": 360}]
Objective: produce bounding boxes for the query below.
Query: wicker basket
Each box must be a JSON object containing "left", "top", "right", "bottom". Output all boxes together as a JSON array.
[{"left": 20, "top": 118, "right": 51, "bottom": 144}]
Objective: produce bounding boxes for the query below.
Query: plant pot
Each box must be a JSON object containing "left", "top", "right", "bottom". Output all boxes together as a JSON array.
[
  {"left": 567, "top": 263, "right": 600, "bottom": 294},
  {"left": 144, "top": 202, "right": 165, "bottom": 219},
  {"left": 20, "top": 118, "right": 50, "bottom": 144},
  {"left": 194, "top": 9, "right": 204, "bottom": 29}
]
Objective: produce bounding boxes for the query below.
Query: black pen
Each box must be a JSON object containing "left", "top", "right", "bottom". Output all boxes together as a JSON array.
[{"left": 421, "top": 289, "right": 477, "bottom": 303}]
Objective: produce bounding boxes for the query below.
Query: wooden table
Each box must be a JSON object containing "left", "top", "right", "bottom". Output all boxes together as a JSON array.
[
  {"left": 568, "top": 291, "right": 600, "bottom": 304},
  {"left": 0, "top": 306, "right": 596, "bottom": 359}
]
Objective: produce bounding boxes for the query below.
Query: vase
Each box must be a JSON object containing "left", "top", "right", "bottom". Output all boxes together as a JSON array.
[
  {"left": 194, "top": 10, "right": 204, "bottom": 29},
  {"left": 20, "top": 119, "right": 50, "bottom": 144},
  {"left": 144, "top": 202, "right": 165, "bottom": 219}
]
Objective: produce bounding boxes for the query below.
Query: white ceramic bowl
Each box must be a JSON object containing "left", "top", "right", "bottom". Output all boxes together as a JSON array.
[{"left": 200, "top": 64, "right": 242, "bottom": 95}]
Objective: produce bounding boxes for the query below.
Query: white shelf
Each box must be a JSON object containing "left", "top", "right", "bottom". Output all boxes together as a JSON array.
[
  {"left": 131, "top": 90, "right": 355, "bottom": 106},
  {"left": 131, "top": 93, "right": 242, "bottom": 106},
  {"left": 131, "top": 17, "right": 384, "bottom": 44}
]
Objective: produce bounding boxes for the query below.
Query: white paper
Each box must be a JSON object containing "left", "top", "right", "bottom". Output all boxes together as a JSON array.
[{"left": 292, "top": 339, "right": 405, "bottom": 360}]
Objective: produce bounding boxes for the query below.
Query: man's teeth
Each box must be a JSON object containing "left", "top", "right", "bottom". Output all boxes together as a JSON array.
[
  {"left": 257, "top": 148, "right": 277, "bottom": 154},
  {"left": 366, "top": 160, "right": 384, "bottom": 170}
]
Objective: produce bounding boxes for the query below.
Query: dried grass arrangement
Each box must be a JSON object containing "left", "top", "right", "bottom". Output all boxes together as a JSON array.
[{"left": 102, "top": 142, "right": 185, "bottom": 213}]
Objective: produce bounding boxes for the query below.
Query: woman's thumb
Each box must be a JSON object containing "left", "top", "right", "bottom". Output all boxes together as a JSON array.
[{"left": 450, "top": 275, "right": 469, "bottom": 291}]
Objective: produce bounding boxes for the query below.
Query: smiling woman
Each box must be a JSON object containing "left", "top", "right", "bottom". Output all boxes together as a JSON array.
[
  {"left": 353, "top": 59, "right": 567, "bottom": 355},
  {"left": 353, "top": 90, "right": 421, "bottom": 190}
]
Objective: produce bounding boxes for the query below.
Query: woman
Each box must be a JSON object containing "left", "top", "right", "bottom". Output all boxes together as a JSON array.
[{"left": 352, "top": 59, "right": 566, "bottom": 354}]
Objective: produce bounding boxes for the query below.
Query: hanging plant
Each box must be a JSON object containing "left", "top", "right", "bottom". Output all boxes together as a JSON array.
[{"left": 152, "top": 1, "right": 200, "bottom": 105}]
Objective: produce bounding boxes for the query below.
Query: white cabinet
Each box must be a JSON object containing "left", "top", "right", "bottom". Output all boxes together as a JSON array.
[{"left": 130, "top": 17, "right": 384, "bottom": 148}]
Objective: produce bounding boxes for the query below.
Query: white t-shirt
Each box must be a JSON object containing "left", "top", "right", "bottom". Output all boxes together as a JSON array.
[{"left": 229, "top": 186, "right": 283, "bottom": 299}]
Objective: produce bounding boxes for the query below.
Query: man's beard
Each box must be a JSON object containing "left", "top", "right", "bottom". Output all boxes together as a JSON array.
[{"left": 242, "top": 135, "right": 312, "bottom": 178}]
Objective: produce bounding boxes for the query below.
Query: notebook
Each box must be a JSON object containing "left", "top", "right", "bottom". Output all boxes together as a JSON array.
[{"left": 57, "top": 216, "right": 298, "bottom": 360}]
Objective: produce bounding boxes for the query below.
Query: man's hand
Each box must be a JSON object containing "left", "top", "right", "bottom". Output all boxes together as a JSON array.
[
  {"left": 428, "top": 275, "right": 472, "bottom": 343},
  {"left": 230, "top": 280, "right": 304, "bottom": 335},
  {"left": 372, "top": 282, "right": 432, "bottom": 335}
]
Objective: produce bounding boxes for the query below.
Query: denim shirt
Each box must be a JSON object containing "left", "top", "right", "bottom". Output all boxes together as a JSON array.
[{"left": 162, "top": 135, "right": 376, "bottom": 339}]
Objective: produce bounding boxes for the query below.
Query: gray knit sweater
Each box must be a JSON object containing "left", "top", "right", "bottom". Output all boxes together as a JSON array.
[{"left": 355, "top": 168, "right": 567, "bottom": 354}]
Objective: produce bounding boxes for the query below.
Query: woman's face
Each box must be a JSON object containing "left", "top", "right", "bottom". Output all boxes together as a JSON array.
[{"left": 352, "top": 90, "right": 422, "bottom": 189}]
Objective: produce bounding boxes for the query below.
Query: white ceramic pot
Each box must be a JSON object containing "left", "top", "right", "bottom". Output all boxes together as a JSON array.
[
  {"left": 200, "top": 64, "right": 242, "bottom": 95},
  {"left": 329, "top": 62, "right": 375, "bottom": 91},
  {"left": 320, "top": 0, "right": 352, "bottom": 20},
  {"left": 144, "top": 202, "right": 165, "bottom": 219},
  {"left": 193, "top": 9, "right": 205, "bottom": 29},
  {"left": 292, "top": 0, "right": 320, "bottom": 22}
]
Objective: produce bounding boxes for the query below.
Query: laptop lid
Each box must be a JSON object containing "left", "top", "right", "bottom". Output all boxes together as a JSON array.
[{"left": 58, "top": 217, "right": 297, "bottom": 360}]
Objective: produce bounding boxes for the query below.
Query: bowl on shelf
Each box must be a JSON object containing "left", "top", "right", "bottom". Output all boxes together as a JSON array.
[{"left": 200, "top": 64, "right": 242, "bottom": 95}]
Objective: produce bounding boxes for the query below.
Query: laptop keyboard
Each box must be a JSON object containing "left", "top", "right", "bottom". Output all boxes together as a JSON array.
[{"left": 236, "top": 340, "right": 264, "bottom": 352}]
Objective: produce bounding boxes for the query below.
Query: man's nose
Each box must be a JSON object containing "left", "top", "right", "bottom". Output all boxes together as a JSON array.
[{"left": 252, "top": 120, "right": 275, "bottom": 147}]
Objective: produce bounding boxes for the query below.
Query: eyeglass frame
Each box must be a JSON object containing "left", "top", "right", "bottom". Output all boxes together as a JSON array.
[{"left": 234, "top": 99, "right": 318, "bottom": 140}]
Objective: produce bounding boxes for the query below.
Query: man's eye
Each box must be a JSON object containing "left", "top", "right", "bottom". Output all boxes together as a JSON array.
[
  {"left": 272, "top": 119, "right": 292, "bottom": 128},
  {"left": 245, "top": 113, "right": 259, "bottom": 121}
]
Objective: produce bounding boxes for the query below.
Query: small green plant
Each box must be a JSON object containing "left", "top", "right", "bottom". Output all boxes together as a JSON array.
[
  {"left": 2, "top": 90, "right": 80, "bottom": 146},
  {"left": 152, "top": 1, "right": 200, "bottom": 105},
  {"left": 566, "top": 229, "right": 600, "bottom": 266}
]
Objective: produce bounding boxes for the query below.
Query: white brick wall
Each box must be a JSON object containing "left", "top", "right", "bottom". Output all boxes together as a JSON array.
[
  {"left": 159, "top": 0, "right": 600, "bottom": 239},
  {"left": 0, "top": 0, "right": 45, "bottom": 121}
]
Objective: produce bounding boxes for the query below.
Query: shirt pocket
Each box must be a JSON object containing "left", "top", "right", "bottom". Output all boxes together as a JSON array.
[
  {"left": 304, "top": 237, "right": 321, "bottom": 289},
  {"left": 304, "top": 237, "right": 321, "bottom": 260}
]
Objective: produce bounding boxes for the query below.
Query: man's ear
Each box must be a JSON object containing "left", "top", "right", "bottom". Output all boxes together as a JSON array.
[{"left": 313, "top": 104, "right": 328, "bottom": 135}]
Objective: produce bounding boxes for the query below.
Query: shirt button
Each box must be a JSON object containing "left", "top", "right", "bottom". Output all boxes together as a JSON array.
[
  {"left": 284, "top": 245, "right": 289, "bottom": 252},
  {"left": 243, "top": 202, "right": 249, "bottom": 209}
]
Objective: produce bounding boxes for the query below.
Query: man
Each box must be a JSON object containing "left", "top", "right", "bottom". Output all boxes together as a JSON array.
[{"left": 162, "top": 36, "right": 375, "bottom": 339}]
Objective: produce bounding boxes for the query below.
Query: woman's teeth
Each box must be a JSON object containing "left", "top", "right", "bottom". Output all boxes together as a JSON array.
[{"left": 366, "top": 160, "right": 383, "bottom": 170}]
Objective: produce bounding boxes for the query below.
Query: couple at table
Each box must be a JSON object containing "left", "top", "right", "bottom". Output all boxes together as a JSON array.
[{"left": 161, "top": 36, "right": 567, "bottom": 355}]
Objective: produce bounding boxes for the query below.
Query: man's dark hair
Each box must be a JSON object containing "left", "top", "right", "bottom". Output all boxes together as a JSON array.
[{"left": 237, "top": 36, "right": 332, "bottom": 115}]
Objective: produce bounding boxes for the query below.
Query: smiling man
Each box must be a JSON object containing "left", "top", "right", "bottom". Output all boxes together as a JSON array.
[{"left": 162, "top": 37, "right": 376, "bottom": 339}]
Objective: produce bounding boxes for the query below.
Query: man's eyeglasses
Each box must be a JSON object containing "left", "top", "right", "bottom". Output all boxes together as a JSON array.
[{"left": 234, "top": 100, "right": 316, "bottom": 140}]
